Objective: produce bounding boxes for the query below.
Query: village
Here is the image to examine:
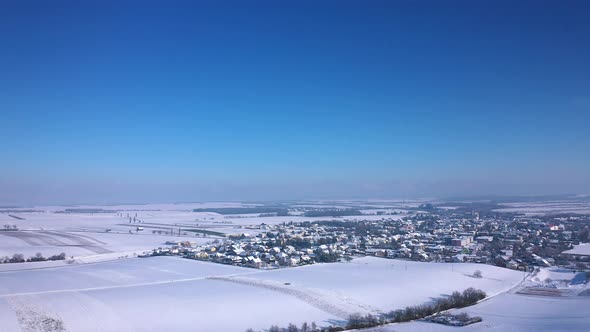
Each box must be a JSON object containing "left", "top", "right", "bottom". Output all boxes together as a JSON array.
[{"left": 148, "top": 207, "right": 590, "bottom": 271}]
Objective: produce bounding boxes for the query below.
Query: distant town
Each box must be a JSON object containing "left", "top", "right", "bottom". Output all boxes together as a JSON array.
[
  {"left": 2, "top": 198, "right": 590, "bottom": 331},
  {"left": 146, "top": 203, "right": 590, "bottom": 272}
]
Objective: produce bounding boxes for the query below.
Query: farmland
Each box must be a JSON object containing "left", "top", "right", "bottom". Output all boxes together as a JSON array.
[
  {"left": 0, "top": 256, "right": 523, "bottom": 332},
  {"left": 1, "top": 200, "right": 589, "bottom": 331}
]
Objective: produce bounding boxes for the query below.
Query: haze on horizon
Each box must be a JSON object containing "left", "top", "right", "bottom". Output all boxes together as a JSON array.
[{"left": 1, "top": 1, "right": 589, "bottom": 206}]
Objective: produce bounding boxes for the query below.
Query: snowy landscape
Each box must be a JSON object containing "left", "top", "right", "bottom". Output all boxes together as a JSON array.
[
  {"left": 4, "top": 1, "right": 590, "bottom": 331},
  {"left": 377, "top": 267, "right": 590, "bottom": 332},
  {"left": 1, "top": 200, "right": 589, "bottom": 331}
]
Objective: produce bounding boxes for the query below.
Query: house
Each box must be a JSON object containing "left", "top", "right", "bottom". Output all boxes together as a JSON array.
[
  {"left": 475, "top": 236, "right": 493, "bottom": 243},
  {"left": 562, "top": 243, "right": 590, "bottom": 262},
  {"left": 451, "top": 237, "right": 471, "bottom": 247}
]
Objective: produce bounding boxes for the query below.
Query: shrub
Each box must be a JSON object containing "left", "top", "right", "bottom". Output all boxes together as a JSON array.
[
  {"left": 346, "top": 313, "right": 381, "bottom": 329},
  {"left": 29, "top": 252, "right": 46, "bottom": 262},
  {"left": 48, "top": 252, "right": 66, "bottom": 261},
  {"left": 11, "top": 253, "right": 25, "bottom": 263}
]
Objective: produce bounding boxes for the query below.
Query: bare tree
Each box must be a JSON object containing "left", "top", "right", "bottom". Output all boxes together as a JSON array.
[
  {"left": 300, "top": 322, "right": 309, "bottom": 332},
  {"left": 472, "top": 270, "right": 482, "bottom": 278},
  {"left": 11, "top": 253, "right": 25, "bottom": 263},
  {"left": 310, "top": 322, "right": 317, "bottom": 331}
]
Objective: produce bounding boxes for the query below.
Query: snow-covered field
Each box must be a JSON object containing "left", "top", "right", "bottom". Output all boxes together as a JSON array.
[
  {"left": 241, "top": 257, "right": 522, "bottom": 313},
  {"left": 562, "top": 243, "right": 590, "bottom": 256},
  {"left": 493, "top": 200, "right": 590, "bottom": 215},
  {"left": 363, "top": 266, "right": 590, "bottom": 332},
  {"left": 2, "top": 201, "right": 587, "bottom": 331},
  {"left": 370, "top": 292, "right": 590, "bottom": 332},
  {"left": 0, "top": 256, "right": 524, "bottom": 332},
  {"left": 0, "top": 230, "right": 206, "bottom": 258},
  {"left": 0, "top": 202, "right": 407, "bottom": 261}
]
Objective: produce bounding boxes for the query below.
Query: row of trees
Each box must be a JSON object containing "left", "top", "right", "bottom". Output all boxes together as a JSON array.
[
  {"left": 2, "top": 224, "right": 18, "bottom": 231},
  {"left": 193, "top": 207, "right": 289, "bottom": 215},
  {"left": 246, "top": 288, "right": 487, "bottom": 332},
  {"left": 0, "top": 252, "right": 66, "bottom": 264},
  {"left": 303, "top": 209, "right": 362, "bottom": 217},
  {"left": 247, "top": 321, "right": 324, "bottom": 332},
  {"left": 347, "top": 288, "right": 487, "bottom": 329}
]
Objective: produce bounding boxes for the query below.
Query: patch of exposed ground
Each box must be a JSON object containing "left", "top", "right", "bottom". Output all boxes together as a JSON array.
[{"left": 7, "top": 297, "right": 67, "bottom": 332}]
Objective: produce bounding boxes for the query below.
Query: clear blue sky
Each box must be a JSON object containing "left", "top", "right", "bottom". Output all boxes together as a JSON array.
[{"left": 1, "top": 1, "right": 589, "bottom": 204}]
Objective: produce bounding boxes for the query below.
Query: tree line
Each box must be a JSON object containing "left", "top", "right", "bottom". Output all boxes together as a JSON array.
[
  {"left": 347, "top": 288, "right": 487, "bottom": 329},
  {"left": 246, "top": 287, "right": 487, "bottom": 332},
  {"left": 0, "top": 252, "right": 66, "bottom": 264},
  {"left": 303, "top": 209, "right": 362, "bottom": 217}
]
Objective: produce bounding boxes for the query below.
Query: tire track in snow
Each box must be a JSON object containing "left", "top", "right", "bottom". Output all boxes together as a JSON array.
[
  {"left": 0, "top": 270, "right": 265, "bottom": 298},
  {"left": 208, "top": 276, "right": 375, "bottom": 319}
]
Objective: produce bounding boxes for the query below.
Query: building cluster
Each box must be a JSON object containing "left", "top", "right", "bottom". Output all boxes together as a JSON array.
[
  {"left": 149, "top": 223, "right": 349, "bottom": 268},
  {"left": 364, "top": 212, "right": 590, "bottom": 270},
  {"left": 149, "top": 209, "right": 590, "bottom": 271}
]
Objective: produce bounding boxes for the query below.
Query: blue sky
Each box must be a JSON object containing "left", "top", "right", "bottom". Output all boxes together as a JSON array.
[{"left": 1, "top": 1, "right": 589, "bottom": 204}]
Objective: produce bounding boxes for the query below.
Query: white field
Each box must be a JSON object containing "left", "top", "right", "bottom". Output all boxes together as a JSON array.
[
  {"left": 3, "top": 201, "right": 584, "bottom": 331},
  {"left": 0, "top": 203, "right": 407, "bottom": 261},
  {"left": 493, "top": 200, "right": 590, "bottom": 215},
  {"left": 0, "top": 256, "right": 524, "bottom": 332},
  {"left": 0, "top": 230, "right": 208, "bottom": 258},
  {"left": 365, "top": 292, "right": 590, "bottom": 332},
  {"left": 562, "top": 243, "right": 590, "bottom": 256},
  {"left": 240, "top": 257, "right": 522, "bottom": 312},
  {"left": 291, "top": 199, "right": 429, "bottom": 209},
  {"left": 363, "top": 266, "right": 590, "bottom": 332}
]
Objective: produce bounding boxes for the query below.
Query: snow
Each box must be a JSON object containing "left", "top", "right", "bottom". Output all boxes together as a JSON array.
[
  {"left": 361, "top": 266, "right": 590, "bottom": 332},
  {"left": 0, "top": 299, "right": 20, "bottom": 332},
  {"left": 493, "top": 200, "right": 590, "bottom": 215},
  {"left": 562, "top": 243, "right": 590, "bottom": 256},
  {"left": 0, "top": 256, "right": 524, "bottom": 332},
  {"left": 241, "top": 257, "right": 523, "bottom": 312},
  {"left": 2, "top": 202, "right": 585, "bottom": 331},
  {"left": 530, "top": 267, "right": 581, "bottom": 283},
  {"left": 0, "top": 257, "right": 251, "bottom": 296},
  {"left": 0, "top": 257, "right": 337, "bottom": 331},
  {"left": 367, "top": 292, "right": 590, "bottom": 332},
  {"left": 22, "top": 277, "right": 334, "bottom": 332},
  {"left": 0, "top": 230, "right": 208, "bottom": 258},
  {"left": 0, "top": 203, "right": 407, "bottom": 262}
]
